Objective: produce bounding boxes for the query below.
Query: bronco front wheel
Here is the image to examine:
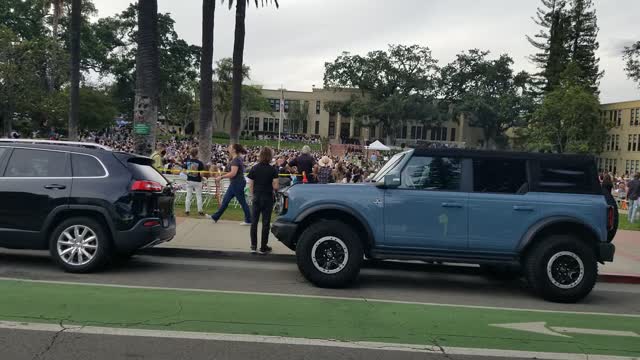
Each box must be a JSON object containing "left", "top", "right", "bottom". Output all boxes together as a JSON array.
[{"left": 296, "top": 220, "right": 363, "bottom": 288}]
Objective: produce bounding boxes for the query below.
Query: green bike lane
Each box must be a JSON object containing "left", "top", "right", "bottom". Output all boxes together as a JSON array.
[{"left": 0, "top": 279, "right": 638, "bottom": 358}]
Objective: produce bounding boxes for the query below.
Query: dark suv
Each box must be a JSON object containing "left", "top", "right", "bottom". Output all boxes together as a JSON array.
[
  {"left": 272, "top": 148, "right": 618, "bottom": 303},
  {"left": 0, "top": 139, "right": 176, "bottom": 272}
]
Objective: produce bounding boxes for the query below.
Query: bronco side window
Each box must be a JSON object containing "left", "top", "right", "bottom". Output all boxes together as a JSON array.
[
  {"left": 400, "top": 156, "right": 461, "bottom": 191},
  {"left": 473, "top": 158, "right": 528, "bottom": 194}
]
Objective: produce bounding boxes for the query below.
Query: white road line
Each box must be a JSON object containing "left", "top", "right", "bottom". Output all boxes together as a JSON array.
[
  {"left": 0, "top": 277, "right": 639, "bottom": 318},
  {"left": 0, "top": 320, "right": 635, "bottom": 360},
  {"left": 552, "top": 327, "right": 640, "bottom": 338}
]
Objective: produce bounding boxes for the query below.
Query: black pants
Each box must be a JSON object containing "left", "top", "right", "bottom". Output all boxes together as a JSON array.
[{"left": 251, "top": 193, "right": 274, "bottom": 249}]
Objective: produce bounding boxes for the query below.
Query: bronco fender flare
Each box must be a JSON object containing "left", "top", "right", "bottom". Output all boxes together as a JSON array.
[
  {"left": 516, "top": 216, "right": 602, "bottom": 253},
  {"left": 294, "top": 204, "right": 375, "bottom": 249}
]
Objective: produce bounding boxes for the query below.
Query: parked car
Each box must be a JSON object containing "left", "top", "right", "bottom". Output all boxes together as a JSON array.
[
  {"left": 271, "top": 148, "right": 618, "bottom": 303},
  {"left": 0, "top": 139, "right": 176, "bottom": 272}
]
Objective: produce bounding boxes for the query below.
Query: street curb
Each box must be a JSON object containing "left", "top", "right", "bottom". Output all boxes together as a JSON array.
[
  {"left": 140, "top": 247, "right": 640, "bottom": 284},
  {"left": 597, "top": 273, "right": 640, "bottom": 285}
]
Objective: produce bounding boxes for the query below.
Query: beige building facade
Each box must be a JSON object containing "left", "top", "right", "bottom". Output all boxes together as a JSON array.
[
  {"left": 597, "top": 100, "right": 640, "bottom": 176},
  {"left": 217, "top": 87, "right": 485, "bottom": 146}
]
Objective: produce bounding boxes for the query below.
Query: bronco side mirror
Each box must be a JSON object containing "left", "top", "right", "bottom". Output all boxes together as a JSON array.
[{"left": 377, "top": 174, "right": 401, "bottom": 189}]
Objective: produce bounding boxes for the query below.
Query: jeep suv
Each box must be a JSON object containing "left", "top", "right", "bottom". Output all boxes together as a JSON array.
[
  {"left": 272, "top": 148, "right": 617, "bottom": 303},
  {"left": 0, "top": 139, "right": 176, "bottom": 272}
]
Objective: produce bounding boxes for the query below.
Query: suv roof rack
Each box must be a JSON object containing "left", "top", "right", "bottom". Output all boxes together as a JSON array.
[{"left": 0, "top": 139, "right": 113, "bottom": 151}]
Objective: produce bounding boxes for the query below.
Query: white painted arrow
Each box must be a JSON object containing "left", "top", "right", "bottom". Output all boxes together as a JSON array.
[{"left": 491, "top": 322, "right": 639, "bottom": 338}]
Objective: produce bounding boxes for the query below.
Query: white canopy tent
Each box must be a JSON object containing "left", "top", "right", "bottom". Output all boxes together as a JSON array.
[{"left": 366, "top": 140, "right": 391, "bottom": 151}]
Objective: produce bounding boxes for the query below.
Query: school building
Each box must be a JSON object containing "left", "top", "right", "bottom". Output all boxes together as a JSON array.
[{"left": 597, "top": 100, "right": 640, "bottom": 176}]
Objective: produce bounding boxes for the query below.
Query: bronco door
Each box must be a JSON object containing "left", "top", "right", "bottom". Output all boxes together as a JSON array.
[{"left": 382, "top": 155, "right": 468, "bottom": 250}]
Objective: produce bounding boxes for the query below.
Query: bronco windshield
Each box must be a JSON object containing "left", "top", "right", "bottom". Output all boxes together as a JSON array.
[{"left": 372, "top": 152, "right": 408, "bottom": 182}]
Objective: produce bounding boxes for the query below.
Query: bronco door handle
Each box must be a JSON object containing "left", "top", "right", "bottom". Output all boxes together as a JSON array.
[
  {"left": 44, "top": 184, "right": 67, "bottom": 190},
  {"left": 441, "top": 202, "right": 463, "bottom": 208},
  {"left": 513, "top": 206, "right": 534, "bottom": 212}
]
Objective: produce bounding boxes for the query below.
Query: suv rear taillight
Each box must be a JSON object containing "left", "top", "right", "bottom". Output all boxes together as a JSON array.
[
  {"left": 131, "top": 180, "right": 163, "bottom": 192},
  {"left": 607, "top": 205, "right": 615, "bottom": 230}
]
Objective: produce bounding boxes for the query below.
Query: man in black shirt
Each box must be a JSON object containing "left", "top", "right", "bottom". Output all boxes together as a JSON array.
[
  {"left": 248, "top": 147, "right": 279, "bottom": 254},
  {"left": 183, "top": 148, "right": 205, "bottom": 216},
  {"left": 289, "top": 145, "right": 315, "bottom": 182}
]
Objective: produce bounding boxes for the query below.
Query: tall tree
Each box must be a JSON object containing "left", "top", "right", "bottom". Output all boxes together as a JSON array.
[
  {"left": 623, "top": 41, "right": 640, "bottom": 87},
  {"left": 133, "top": 0, "right": 161, "bottom": 155},
  {"left": 199, "top": 0, "right": 216, "bottom": 164},
  {"left": 68, "top": 0, "right": 81, "bottom": 140},
  {"left": 213, "top": 57, "right": 249, "bottom": 130},
  {"left": 440, "top": 49, "right": 535, "bottom": 149},
  {"left": 568, "top": 0, "right": 601, "bottom": 93},
  {"left": 226, "top": 0, "right": 279, "bottom": 145},
  {"left": 526, "top": 62, "right": 607, "bottom": 153},
  {"left": 324, "top": 45, "right": 441, "bottom": 144},
  {"left": 527, "top": 0, "right": 571, "bottom": 93}
]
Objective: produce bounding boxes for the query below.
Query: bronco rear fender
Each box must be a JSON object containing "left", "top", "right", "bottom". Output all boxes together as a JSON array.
[{"left": 517, "top": 216, "right": 603, "bottom": 254}]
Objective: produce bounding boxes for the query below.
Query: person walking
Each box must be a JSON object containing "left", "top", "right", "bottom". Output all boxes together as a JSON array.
[
  {"left": 289, "top": 145, "right": 315, "bottom": 183},
  {"left": 182, "top": 148, "right": 205, "bottom": 216},
  {"left": 627, "top": 173, "right": 640, "bottom": 224},
  {"left": 247, "top": 147, "right": 279, "bottom": 254},
  {"left": 210, "top": 144, "right": 252, "bottom": 225}
]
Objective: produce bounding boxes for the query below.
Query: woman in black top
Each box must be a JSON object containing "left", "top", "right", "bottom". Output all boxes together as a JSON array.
[
  {"left": 210, "top": 144, "right": 252, "bottom": 224},
  {"left": 247, "top": 147, "right": 279, "bottom": 253}
]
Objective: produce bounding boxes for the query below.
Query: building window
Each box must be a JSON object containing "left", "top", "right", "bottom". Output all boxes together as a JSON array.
[
  {"left": 402, "top": 126, "right": 408, "bottom": 139},
  {"left": 314, "top": 121, "right": 320, "bottom": 135},
  {"left": 370, "top": 126, "right": 376, "bottom": 138},
  {"left": 409, "top": 126, "right": 416, "bottom": 139},
  {"left": 284, "top": 100, "right": 290, "bottom": 113},
  {"left": 615, "top": 135, "right": 620, "bottom": 150},
  {"left": 328, "top": 119, "right": 336, "bottom": 138},
  {"left": 617, "top": 110, "right": 622, "bottom": 127},
  {"left": 430, "top": 128, "right": 437, "bottom": 140},
  {"left": 637, "top": 160, "right": 640, "bottom": 173},
  {"left": 634, "top": 134, "right": 638, "bottom": 152},
  {"left": 450, "top": 128, "right": 457, "bottom": 142},
  {"left": 303, "top": 120, "right": 308, "bottom": 134},
  {"left": 631, "top": 109, "right": 635, "bottom": 126},
  {"left": 609, "top": 111, "right": 615, "bottom": 126},
  {"left": 626, "top": 160, "right": 630, "bottom": 175},
  {"left": 611, "top": 135, "right": 615, "bottom": 151},
  {"left": 275, "top": 119, "right": 280, "bottom": 132},
  {"left": 442, "top": 127, "right": 448, "bottom": 141},
  {"left": 354, "top": 125, "right": 361, "bottom": 137},
  {"left": 316, "top": 101, "right": 321, "bottom": 115},
  {"left": 263, "top": 118, "right": 268, "bottom": 131},
  {"left": 629, "top": 135, "right": 633, "bottom": 151},
  {"left": 633, "top": 108, "right": 640, "bottom": 126},
  {"left": 606, "top": 135, "right": 610, "bottom": 151}
]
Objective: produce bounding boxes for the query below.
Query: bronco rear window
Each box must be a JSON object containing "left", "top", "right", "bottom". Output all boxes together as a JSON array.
[{"left": 536, "top": 160, "right": 598, "bottom": 194}]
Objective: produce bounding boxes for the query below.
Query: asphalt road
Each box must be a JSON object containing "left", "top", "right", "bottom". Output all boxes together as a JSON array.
[
  {"left": 1, "top": 249, "right": 639, "bottom": 360},
  {"left": 0, "top": 329, "right": 536, "bottom": 360},
  {"left": 1, "top": 249, "right": 639, "bottom": 315}
]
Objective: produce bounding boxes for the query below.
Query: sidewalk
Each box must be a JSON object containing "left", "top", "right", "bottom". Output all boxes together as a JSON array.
[{"left": 156, "top": 217, "right": 639, "bottom": 280}]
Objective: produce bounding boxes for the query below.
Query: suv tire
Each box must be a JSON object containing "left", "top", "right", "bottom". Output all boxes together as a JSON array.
[
  {"left": 49, "top": 217, "right": 112, "bottom": 273},
  {"left": 525, "top": 235, "right": 597, "bottom": 303},
  {"left": 296, "top": 220, "right": 363, "bottom": 288}
]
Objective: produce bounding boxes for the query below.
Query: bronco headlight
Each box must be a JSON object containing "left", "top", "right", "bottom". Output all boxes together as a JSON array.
[{"left": 274, "top": 192, "right": 288, "bottom": 215}]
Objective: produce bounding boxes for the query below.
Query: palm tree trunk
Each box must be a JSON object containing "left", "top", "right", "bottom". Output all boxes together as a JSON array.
[
  {"left": 68, "top": 0, "right": 81, "bottom": 141},
  {"left": 198, "top": 0, "right": 215, "bottom": 164},
  {"left": 133, "top": 0, "right": 161, "bottom": 156},
  {"left": 229, "top": 0, "right": 246, "bottom": 145}
]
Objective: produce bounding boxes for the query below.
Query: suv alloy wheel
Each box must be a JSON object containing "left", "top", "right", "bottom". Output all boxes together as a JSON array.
[
  {"left": 525, "top": 235, "right": 597, "bottom": 303},
  {"left": 296, "top": 219, "right": 363, "bottom": 288},
  {"left": 50, "top": 217, "right": 112, "bottom": 273}
]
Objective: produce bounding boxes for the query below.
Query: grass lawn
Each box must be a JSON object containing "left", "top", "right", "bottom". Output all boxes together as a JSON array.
[
  {"left": 175, "top": 201, "right": 247, "bottom": 221},
  {"left": 618, "top": 214, "right": 640, "bottom": 231}
]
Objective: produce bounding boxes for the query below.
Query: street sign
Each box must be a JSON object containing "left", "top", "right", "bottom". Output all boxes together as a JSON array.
[
  {"left": 134, "top": 123, "right": 150, "bottom": 135},
  {"left": 491, "top": 322, "right": 639, "bottom": 338}
]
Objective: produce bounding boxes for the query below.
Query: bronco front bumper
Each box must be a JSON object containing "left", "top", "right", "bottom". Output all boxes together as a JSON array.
[{"left": 271, "top": 220, "right": 298, "bottom": 251}]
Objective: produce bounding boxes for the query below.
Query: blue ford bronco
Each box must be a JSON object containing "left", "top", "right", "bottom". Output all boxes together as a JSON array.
[{"left": 271, "top": 148, "right": 618, "bottom": 303}]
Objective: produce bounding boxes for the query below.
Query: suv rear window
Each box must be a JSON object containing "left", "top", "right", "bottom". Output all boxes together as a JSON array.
[
  {"left": 128, "top": 162, "right": 168, "bottom": 186},
  {"left": 4, "top": 148, "right": 69, "bottom": 178},
  {"left": 72, "top": 154, "right": 106, "bottom": 177},
  {"left": 537, "top": 160, "right": 596, "bottom": 194},
  {"left": 473, "top": 158, "right": 528, "bottom": 194}
]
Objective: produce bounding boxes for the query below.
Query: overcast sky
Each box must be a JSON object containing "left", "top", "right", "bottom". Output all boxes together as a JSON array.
[{"left": 92, "top": 0, "right": 639, "bottom": 103}]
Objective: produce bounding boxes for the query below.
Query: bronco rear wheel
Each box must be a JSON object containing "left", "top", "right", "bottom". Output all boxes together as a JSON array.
[
  {"left": 296, "top": 220, "right": 363, "bottom": 288},
  {"left": 525, "top": 235, "right": 597, "bottom": 303}
]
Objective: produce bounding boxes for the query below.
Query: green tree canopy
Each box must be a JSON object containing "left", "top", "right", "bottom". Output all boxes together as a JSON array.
[{"left": 623, "top": 41, "right": 640, "bottom": 87}]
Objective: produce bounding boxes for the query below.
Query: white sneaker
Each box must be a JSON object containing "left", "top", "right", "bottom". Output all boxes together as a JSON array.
[{"left": 239, "top": 222, "right": 251, "bottom": 226}]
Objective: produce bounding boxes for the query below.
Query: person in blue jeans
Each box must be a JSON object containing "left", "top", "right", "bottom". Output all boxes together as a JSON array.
[
  {"left": 627, "top": 173, "right": 640, "bottom": 224},
  {"left": 210, "top": 144, "right": 252, "bottom": 225}
]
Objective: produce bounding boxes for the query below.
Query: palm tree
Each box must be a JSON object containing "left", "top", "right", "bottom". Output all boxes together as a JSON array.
[
  {"left": 45, "top": 0, "right": 65, "bottom": 92},
  {"left": 198, "top": 0, "right": 216, "bottom": 164},
  {"left": 68, "top": 0, "right": 81, "bottom": 140},
  {"left": 226, "top": 0, "right": 279, "bottom": 144},
  {"left": 133, "top": 0, "right": 161, "bottom": 155}
]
